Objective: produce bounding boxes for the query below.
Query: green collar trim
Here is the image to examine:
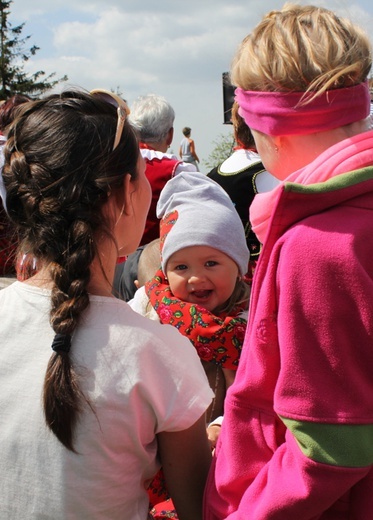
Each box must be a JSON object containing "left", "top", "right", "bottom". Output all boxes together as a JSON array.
[{"left": 284, "top": 166, "right": 373, "bottom": 195}]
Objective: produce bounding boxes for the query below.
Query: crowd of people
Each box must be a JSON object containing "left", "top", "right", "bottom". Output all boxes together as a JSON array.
[{"left": 0, "top": 3, "right": 373, "bottom": 520}]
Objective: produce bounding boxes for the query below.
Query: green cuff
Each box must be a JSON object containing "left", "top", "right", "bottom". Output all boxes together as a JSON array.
[{"left": 280, "top": 416, "right": 373, "bottom": 467}]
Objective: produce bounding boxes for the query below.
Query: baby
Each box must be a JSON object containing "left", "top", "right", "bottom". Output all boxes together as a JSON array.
[{"left": 130, "top": 171, "right": 250, "bottom": 421}]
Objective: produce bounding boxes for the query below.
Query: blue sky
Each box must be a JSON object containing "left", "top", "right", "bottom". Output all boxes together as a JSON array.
[{"left": 9, "top": 0, "right": 373, "bottom": 166}]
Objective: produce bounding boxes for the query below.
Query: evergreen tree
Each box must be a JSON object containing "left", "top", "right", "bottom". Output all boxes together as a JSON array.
[{"left": 0, "top": 0, "right": 67, "bottom": 100}]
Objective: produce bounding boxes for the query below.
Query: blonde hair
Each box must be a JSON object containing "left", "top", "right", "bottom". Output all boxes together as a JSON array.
[{"left": 231, "top": 3, "right": 372, "bottom": 102}]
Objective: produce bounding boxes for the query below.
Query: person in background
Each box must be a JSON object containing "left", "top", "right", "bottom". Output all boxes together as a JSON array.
[
  {"left": 0, "top": 89, "right": 213, "bottom": 520},
  {"left": 179, "top": 126, "right": 200, "bottom": 170},
  {"left": 129, "top": 94, "right": 197, "bottom": 246},
  {"left": 113, "top": 94, "right": 198, "bottom": 301},
  {"left": 0, "top": 94, "right": 31, "bottom": 276},
  {"left": 207, "top": 101, "right": 278, "bottom": 282},
  {"left": 112, "top": 238, "right": 160, "bottom": 305},
  {"left": 112, "top": 243, "right": 145, "bottom": 301},
  {"left": 204, "top": 4, "right": 373, "bottom": 519}
]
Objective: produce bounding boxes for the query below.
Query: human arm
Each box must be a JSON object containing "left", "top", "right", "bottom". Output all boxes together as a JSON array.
[
  {"left": 189, "top": 139, "right": 199, "bottom": 162},
  {"left": 222, "top": 367, "right": 235, "bottom": 389},
  {"left": 145, "top": 269, "right": 247, "bottom": 369},
  {"left": 216, "top": 217, "right": 373, "bottom": 518},
  {"left": 157, "top": 412, "right": 212, "bottom": 520}
]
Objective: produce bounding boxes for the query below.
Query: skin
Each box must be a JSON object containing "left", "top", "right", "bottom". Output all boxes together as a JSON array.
[
  {"left": 24, "top": 154, "right": 152, "bottom": 297},
  {"left": 206, "top": 423, "right": 222, "bottom": 451},
  {"left": 167, "top": 245, "right": 240, "bottom": 414},
  {"left": 157, "top": 413, "right": 212, "bottom": 520},
  {"left": 179, "top": 132, "right": 200, "bottom": 163},
  {"left": 25, "top": 153, "right": 213, "bottom": 520},
  {"left": 251, "top": 117, "right": 373, "bottom": 181},
  {"left": 166, "top": 245, "right": 240, "bottom": 313}
]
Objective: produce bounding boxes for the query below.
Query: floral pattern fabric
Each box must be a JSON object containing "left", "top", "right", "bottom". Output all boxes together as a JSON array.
[{"left": 145, "top": 269, "right": 247, "bottom": 370}]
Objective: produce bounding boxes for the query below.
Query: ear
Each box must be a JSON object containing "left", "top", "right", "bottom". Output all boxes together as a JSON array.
[
  {"left": 273, "top": 135, "right": 287, "bottom": 152},
  {"left": 166, "top": 127, "right": 174, "bottom": 147},
  {"left": 122, "top": 173, "right": 134, "bottom": 217}
]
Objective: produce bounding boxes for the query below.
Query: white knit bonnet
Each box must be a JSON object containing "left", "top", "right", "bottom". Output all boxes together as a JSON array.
[{"left": 157, "top": 171, "right": 250, "bottom": 275}]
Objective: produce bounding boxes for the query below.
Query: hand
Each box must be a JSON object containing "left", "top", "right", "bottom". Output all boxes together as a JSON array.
[{"left": 207, "top": 423, "right": 221, "bottom": 451}]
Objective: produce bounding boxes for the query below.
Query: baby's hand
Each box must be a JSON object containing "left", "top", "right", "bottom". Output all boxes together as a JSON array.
[
  {"left": 207, "top": 424, "right": 221, "bottom": 451},
  {"left": 207, "top": 417, "right": 223, "bottom": 451}
]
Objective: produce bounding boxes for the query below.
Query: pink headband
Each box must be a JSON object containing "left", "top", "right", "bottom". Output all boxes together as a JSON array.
[{"left": 235, "top": 81, "right": 370, "bottom": 136}]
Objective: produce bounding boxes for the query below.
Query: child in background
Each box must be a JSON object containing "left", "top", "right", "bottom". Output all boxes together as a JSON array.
[
  {"left": 130, "top": 171, "right": 250, "bottom": 422},
  {"left": 135, "top": 238, "right": 161, "bottom": 291},
  {"left": 179, "top": 127, "right": 200, "bottom": 170}
]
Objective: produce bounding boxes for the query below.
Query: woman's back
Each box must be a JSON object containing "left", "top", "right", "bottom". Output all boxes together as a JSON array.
[
  {"left": 0, "top": 281, "right": 211, "bottom": 519},
  {"left": 0, "top": 90, "right": 213, "bottom": 520}
]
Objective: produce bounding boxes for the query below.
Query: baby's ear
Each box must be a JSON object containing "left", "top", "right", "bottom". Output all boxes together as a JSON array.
[{"left": 134, "top": 279, "right": 140, "bottom": 289}]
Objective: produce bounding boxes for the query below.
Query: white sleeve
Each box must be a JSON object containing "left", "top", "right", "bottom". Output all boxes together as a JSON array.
[
  {"left": 130, "top": 316, "right": 214, "bottom": 433},
  {"left": 208, "top": 416, "right": 224, "bottom": 427}
]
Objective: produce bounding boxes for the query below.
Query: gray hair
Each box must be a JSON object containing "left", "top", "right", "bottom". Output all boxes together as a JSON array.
[{"left": 129, "top": 94, "right": 175, "bottom": 144}]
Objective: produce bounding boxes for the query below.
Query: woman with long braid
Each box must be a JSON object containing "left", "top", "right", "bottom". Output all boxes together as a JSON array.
[{"left": 0, "top": 89, "right": 213, "bottom": 520}]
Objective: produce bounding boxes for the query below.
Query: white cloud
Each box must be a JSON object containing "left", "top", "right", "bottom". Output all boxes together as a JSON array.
[{"left": 8, "top": 0, "right": 373, "bottom": 165}]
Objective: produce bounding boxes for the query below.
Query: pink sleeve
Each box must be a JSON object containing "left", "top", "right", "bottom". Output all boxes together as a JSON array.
[{"left": 230, "top": 433, "right": 369, "bottom": 519}]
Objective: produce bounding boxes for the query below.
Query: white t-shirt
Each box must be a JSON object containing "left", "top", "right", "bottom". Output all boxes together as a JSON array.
[{"left": 0, "top": 282, "right": 213, "bottom": 519}]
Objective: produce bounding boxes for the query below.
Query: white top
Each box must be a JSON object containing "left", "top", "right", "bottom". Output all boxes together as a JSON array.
[
  {"left": 219, "top": 148, "right": 280, "bottom": 193},
  {"left": 0, "top": 282, "right": 213, "bottom": 519},
  {"left": 140, "top": 148, "right": 197, "bottom": 174},
  {"left": 129, "top": 285, "right": 159, "bottom": 320},
  {"left": 218, "top": 148, "right": 262, "bottom": 174}
]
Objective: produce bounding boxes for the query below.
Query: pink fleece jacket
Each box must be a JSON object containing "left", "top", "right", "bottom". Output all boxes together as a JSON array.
[{"left": 204, "top": 154, "right": 373, "bottom": 518}]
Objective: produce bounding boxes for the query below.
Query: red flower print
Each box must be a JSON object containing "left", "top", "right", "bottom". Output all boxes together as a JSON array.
[
  {"left": 158, "top": 304, "right": 174, "bottom": 322},
  {"left": 196, "top": 344, "right": 214, "bottom": 362}
]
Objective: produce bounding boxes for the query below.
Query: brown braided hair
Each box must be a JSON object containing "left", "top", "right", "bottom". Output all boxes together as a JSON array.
[{"left": 2, "top": 90, "right": 139, "bottom": 451}]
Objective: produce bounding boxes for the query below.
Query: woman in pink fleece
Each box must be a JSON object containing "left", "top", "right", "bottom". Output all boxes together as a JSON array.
[{"left": 204, "top": 4, "right": 373, "bottom": 519}]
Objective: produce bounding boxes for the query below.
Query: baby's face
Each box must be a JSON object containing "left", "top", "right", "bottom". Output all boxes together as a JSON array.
[{"left": 166, "top": 245, "right": 239, "bottom": 313}]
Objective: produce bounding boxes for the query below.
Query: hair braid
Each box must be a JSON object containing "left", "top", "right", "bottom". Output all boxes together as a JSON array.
[
  {"left": 3, "top": 90, "right": 139, "bottom": 450},
  {"left": 44, "top": 221, "right": 94, "bottom": 451}
]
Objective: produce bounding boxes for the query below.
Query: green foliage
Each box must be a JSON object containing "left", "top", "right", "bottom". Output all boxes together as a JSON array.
[
  {"left": 0, "top": 0, "right": 68, "bottom": 100},
  {"left": 203, "top": 132, "right": 235, "bottom": 171}
]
